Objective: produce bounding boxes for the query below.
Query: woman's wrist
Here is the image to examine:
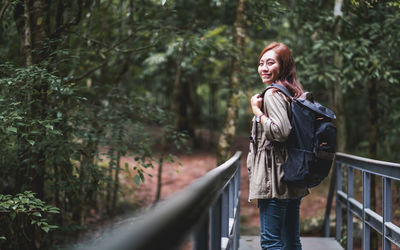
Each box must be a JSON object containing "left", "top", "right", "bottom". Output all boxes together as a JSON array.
[
  {"left": 256, "top": 113, "right": 265, "bottom": 123},
  {"left": 253, "top": 109, "right": 264, "bottom": 117},
  {"left": 251, "top": 105, "right": 262, "bottom": 116}
]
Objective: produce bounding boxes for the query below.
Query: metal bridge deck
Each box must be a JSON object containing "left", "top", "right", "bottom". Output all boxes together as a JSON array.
[{"left": 239, "top": 236, "right": 344, "bottom": 250}]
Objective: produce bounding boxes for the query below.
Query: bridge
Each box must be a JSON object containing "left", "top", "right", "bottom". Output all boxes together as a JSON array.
[{"left": 74, "top": 151, "right": 400, "bottom": 250}]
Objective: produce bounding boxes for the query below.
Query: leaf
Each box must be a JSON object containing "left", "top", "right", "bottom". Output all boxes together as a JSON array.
[
  {"left": 0, "top": 236, "right": 6, "bottom": 241},
  {"left": 37, "top": 17, "right": 43, "bottom": 25},
  {"left": 6, "top": 127, "right": 17, "bottom": 133},
  {"left": 161, "top": 0, "right": 167, "bottom": 5},
  {"left": 203, "top": 26, "right": 226, "bottom": 39},
  {"left": 143, "top": 53, "right": 167, "bottom": 66},
  {"left": 42, "top": 226, "right": 50, "bottom": 233},
  {"left": 45, "top": 124, "right": 54, "bottom": 130},
  {"left": 49, "top": 208, "right": 60, "bottom": 214},
  {"left": 27, "top": 140, "right": 35, "bottom": 146},
  {"left": 33, "top": 212, "right": 42, "bottom": 217},
  {"left": 134, "top": 175, "right": 140, "bottom": 186},
  {"left": 139, "top": 172, "right": 145, "bottom": 183}
]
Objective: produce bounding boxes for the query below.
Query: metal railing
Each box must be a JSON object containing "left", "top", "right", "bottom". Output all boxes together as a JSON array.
[
  {"left": 325, "top": 152, "right": 400, "bottom": 250},
  {"left": 75, "top": 151, "right": 242, "bottom": 250}
]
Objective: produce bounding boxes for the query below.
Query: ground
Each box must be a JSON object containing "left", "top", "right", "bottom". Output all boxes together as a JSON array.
[{"left": 118, "top": 132, "right": 334, "bottom": 236}]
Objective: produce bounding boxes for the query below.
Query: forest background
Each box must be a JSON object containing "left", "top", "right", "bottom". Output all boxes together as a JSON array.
[{"left": 0, "top": 0, "right": 399, "bottom": 249}]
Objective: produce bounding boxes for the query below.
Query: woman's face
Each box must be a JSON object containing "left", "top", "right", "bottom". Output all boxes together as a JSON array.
[{"left": 258, "top": 50, "right": 280, "bottom": 85}]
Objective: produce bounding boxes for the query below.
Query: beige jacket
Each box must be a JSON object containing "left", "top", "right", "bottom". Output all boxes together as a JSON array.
[{"left": 246, "top": 88, "right": 309, "bottom": 202}]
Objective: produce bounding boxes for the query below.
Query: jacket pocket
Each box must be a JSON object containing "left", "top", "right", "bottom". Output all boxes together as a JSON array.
[{"left": 246, "top": 144, "right": 255, "bottom": 176}]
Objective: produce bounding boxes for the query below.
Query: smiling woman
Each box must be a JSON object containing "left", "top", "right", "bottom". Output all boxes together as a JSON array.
[{"left": 247, "top": 42, "right": 308, "bottom": 250}]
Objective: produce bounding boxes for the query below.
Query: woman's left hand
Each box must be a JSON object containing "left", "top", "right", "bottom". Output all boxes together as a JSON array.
[{"left": 250, "top": 94, "right": 263, "bottom": 116}]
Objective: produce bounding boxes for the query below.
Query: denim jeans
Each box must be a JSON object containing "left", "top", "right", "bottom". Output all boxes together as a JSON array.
[{"left": 258, "top": 198, "right": 302, "bottom": 250}]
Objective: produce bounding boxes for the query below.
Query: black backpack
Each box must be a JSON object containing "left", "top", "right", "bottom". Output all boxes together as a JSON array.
[{"left": 262, "top": 83, "right": 337, "bottom": 188}]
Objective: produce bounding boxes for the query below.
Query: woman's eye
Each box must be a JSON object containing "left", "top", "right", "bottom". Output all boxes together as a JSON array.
[{"left": 267, "top": 62, "right": 274, "bottom": 66}]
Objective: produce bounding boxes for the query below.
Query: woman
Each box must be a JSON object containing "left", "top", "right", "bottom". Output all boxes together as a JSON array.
[{"left": 247, "top": 42, "right": 309, "bottom": 250}]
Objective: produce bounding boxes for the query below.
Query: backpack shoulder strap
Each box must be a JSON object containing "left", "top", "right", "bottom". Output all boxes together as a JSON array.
[
  {"left": 260, "top": 83, "right": 293, "bottom": 99},
  {"left": 259, "top": 83, "right": 293, "bottom": 113},
  {"left": 268, "top": 83, "right": 292, "bottom": 98}
]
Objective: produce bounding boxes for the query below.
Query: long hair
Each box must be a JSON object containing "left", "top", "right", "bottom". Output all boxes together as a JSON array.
[{"left": 258, "top": 42, "right": 303, "bottom": 97}]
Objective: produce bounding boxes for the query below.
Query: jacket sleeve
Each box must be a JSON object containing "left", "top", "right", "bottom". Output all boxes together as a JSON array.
[{"left": 261, "top": 89, "right": 292, "bottom": 142}]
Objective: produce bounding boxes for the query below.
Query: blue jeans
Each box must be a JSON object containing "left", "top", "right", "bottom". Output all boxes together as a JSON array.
[{"left": 258, "top": 198, "right": 302, "bottom": 250}]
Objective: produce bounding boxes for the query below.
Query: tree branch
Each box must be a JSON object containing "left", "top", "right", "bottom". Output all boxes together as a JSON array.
[
  {"left": 61, "top": 40, "right": 151, "bottom": 85},
  {"left": 0, "top": 0, "right": 10, "bottom": 20},
  {"left": 0, "top": 0, "right": 9, "bottom": 21},
  {"left": 62, "top": 60, "right": 107, "bottom": 84},
  {"left": 103, "top": 33, "right": 135, "bottom": 53},
  {"left": 70, "top": 32, "right": 156, "bottom": 54},
  {"left": 113, "top": 44, "right": 156, "bottom": 53}
]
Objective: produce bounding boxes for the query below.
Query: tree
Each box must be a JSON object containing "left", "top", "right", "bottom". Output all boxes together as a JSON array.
[
  {"left": 1, "top": 0, "right": 183, "bottom": 247},
  {"left": 217, "top": 0, "right": 247, "bottom": 165}
]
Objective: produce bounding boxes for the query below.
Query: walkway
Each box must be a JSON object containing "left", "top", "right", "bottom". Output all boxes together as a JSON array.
[
  {"left": 74, "top": 151, "right": 400, "bottom": 250},
  {"left": 239, "top": 236, "right": 344, "bottom": 250}
]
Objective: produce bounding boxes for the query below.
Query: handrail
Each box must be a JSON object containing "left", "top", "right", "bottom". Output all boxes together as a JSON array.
[
  {"left": 73, "top": 151, "right": 242, "bottom": 250},
  {"left": 324, "top": 152, "right": 400, "bottom": 250},
  {"left": 335, "top": 152, "right": 400, "bottom": 180}
]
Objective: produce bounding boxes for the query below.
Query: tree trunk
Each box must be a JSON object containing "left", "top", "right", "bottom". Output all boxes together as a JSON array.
[
  {"left": 23, "top": 0, "right": 33, "bottom": 66},
  {"left": 13, "top": 0, "right": 50, "bottom": 200},
  {"left": 333, "top": 82, "right": 346, "bottom": 153},
  {"left": 77, "top": 150, "right": 89, "bottom": 225},
  {"left": 171, "top": 41, "right": 193, "bottom": 136},
  {"left": 209, "top": 82, "right": 217, "bottom": 146},
  {"left": 54, "top": 164, "right": 60, "bottom": 208},
  {"left": 111, "top": 149, "right": 121, "bottom": 214},
  {"left": 106, "top": 149, "right": 114, "bottom": 214},
  {"left": 216, "top": 0, "right": 246, "bottom": 165},
  {"left": 332, "top": 0, "right": 346, "bottom": 153},
  {"left": 187, "top": 77, "right": 196, "bottom": 140},
  {"left": 155, "top": 132, "right": 166, "bottom": 203},
  {"left": 367, "top": 83, "right": 378, "bottom": 158},
  {"left": 368, "top": 79, "right": 378, "bottom": 249},
  {"left": 155, "top": 40, "right": 187, "bottom": 202}
]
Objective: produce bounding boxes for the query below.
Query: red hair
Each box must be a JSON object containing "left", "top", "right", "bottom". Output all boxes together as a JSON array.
[{"left": 258, "top": 42, "right": 304, "bottom": 98}]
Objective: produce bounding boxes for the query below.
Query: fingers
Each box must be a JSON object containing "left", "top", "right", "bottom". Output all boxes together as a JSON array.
[{"left": 250, "top": 94, "right": 262, "bottom": 103}]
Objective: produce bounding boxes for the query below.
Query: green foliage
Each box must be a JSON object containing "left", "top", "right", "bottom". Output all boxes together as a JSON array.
[
  {"left": 0, "top": 191, "right": 59, "bottom": 249},
  {"left": 275, "top": 0, "right": 400, "bottom": 160},
  {"left": 0, "top": 62, "right": 80, "bottom": 192},
  {"left": 0, "top": 0, "right": 191, "bottom": 245},
  {"left": 0, "top": 191, "right": 59, "bottom": 232}
]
